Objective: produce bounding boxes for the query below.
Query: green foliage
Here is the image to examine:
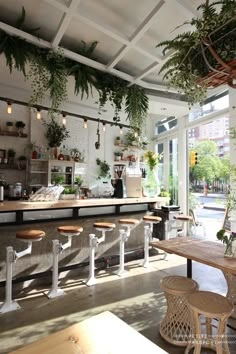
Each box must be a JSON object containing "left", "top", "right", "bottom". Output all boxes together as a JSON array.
[
  {"left": 7, "top": 148, "right": 16, "bottom": 157},
  {"left": 15, "top": 121, "right": 26, "bottom": 128},
  {"left": 157, "top": 0, "right": 236, "bottom": 105},
  {"left": 62, "top": 187, "right": 77, "bottom": 194},
  {"left": 42, "top": 116, "right": 70, "bottom": 147},
  {"left": 96, "top": 158, "right": 111, "bottom": 179},
  {"left": 144, "top": 150, "right": 162, "bottom": 171},
  {"left": 75, "top": 175, "right": 83, "bottom": 186},
  {"left": 125, "top": 85, "right": 149, "bottom": 131},
  {"left": 6, "top": 121, "right": 13, "bottom": 126},
  {"left": 51, "top": 175, "right": 65, "bottom": 185}
]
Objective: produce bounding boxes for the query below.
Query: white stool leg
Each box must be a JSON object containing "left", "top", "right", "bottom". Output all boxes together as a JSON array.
[
  {"left": 141, "top": 224, "right": 152, "bottom": 268},
  {"left": 0, "top": 246, "right": 20, "bottom": 314},
  {"left": 86, "top": 234, "right": 98, "bottom": 286},
  {"left": 115, "top": 229, "right": 129, "bottom": 276},
  {"left": 47, "top": 240, "right": 64, "bottom": 299}
]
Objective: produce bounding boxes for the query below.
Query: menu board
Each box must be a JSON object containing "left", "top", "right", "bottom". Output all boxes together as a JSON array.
[{"left": 222, "top": 207, "right": 231, "bottom": 232}]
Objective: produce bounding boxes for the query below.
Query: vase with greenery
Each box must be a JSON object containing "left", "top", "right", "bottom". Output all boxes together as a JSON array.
[
  {"left": 43, "top": 116, "right": 70, "bottom": 148},
  {"left": 143, "top": 150, "right": 162, "bottom": 197},
  {"left": 157, "top": 0, "right": 236, "bottom": 105},
  {"left": 216, "top": 229, "right": 236, "bottom": 257}
]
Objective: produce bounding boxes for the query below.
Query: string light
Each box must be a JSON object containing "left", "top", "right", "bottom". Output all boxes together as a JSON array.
[
  {"left": 62, "top": 113, "right": 67, "bottom": 125},
  {"left": 120, "top": 126, "right": 123, "bottom": 135},
  {"left": 134, "top": 131, "right": 138, "bottom": 138},
  {"left": 83, "top": 118, "right": 88, "bottom": 129},
  {"left": 7, "top": 102, "right": 12, "bottom": 114},
  {"left": 36, "top": 108, "right": 41, "bottom": 120},
  {"left": 102, "top": 121, "right": 106, "bottom": 132}
]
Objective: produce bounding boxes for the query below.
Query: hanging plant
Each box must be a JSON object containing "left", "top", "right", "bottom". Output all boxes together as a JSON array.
[
  {"left": 0, "top": 7, "right": 39, "bottom": 75},
  {"left": 125, "top": 85, "right": 149, "bottom": 132},
  {"left": 42, "top": 116, "right": 70, "bottom": 147},
  {"left": 157, "top": 0, "right": 236, "bottom": 105},
  {"left": 68, "top": 41, "right": 98, "bottom": 99},
  {"left": 96, "top": 158, "right": 111, "bottom": 179}
]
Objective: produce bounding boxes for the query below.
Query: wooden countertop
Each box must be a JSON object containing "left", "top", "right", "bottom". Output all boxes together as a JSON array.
[{"left": 0, "top": 197, "right": 168, "bottom": 212}]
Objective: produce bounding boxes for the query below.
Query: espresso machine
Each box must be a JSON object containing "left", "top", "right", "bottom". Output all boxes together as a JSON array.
[{"left": 112, "top": 164, "right": 126, "bottom": 198}]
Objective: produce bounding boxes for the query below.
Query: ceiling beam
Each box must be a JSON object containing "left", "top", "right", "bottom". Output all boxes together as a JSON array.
[
  {"left": 168, "top": 0, "right": 198, "bottom": 17},
  {"left": 52, "top": 0, "right": 81, "bottom": 47},
  {"left": 129, "top": 62, "right": 160, "bottom": 85},
  {"left": 106, "top": 0, "right": 165, "bottom": 70}
]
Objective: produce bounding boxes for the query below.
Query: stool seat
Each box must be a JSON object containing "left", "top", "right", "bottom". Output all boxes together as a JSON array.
[
  {"left": 143, "top": 215, "right": 162, "bottom": 222},
  {"left": 188, "top": 290, "right": 233, "bottom": 317},
  {"left": 16, "top": 230, "right": 46, "bottom": 240},
  {"left": 161, "top": 275, "right": 198, "bottom": 295},
  {"left": 174, "top": 215, "right": 192, "bottom": 221},
  {"left": 58, "top": 226, "right": 83, "bottom": 234},
  {"left": 119, "top": 218, "right": 139, "bottom": 225},
  {"left": 93, "top": 222, "right": 116, "bottom": 229}
]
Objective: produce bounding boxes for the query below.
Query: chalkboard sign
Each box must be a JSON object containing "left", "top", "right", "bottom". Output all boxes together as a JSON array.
[{"left": 222, "top": 207, "right": 231, "bottom": 232}]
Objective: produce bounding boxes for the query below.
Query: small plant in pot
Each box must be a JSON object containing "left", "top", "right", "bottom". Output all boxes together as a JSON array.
[
  {"left": 75, "top": 175, "right": 83, "bottom": 187},
  {"left": 15, "top": 121, "right": 26, "bottom": 136},
  {"left": 114, "top": 151, "right": 122, "bottom": 161},
  {"left": 61, "top": 186, "right": 77, "bottom": 200},
  {"left": 7, "top": 148, "right": 16, "bottom": 164},
  {"left": 51, "top": 175, "right": 65, "bottom": 185},
  {"left": 17, "top": 155, "right": 27, "bottom": 169},
  {"left": 6, "top": 121, "right": 14, "bottom": 132}
]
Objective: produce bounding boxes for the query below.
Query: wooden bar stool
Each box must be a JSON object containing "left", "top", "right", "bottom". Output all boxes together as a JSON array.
[
  {"left": 0, "top": 230, "right": 46, "bottom": 314},
  {"left": 160, "top": 275, "right": 199, "bottom": 346},
  {"left": 114, "top": 218, "right": 139, "bottom": 276},
  {"left": 185, "top": 291, "right": 233, "bottom": 354},
  {"left": 142, "top": 215, "right": 161, "bottom": 267},
  {"left": 173, "top": 215, "right": 193, "bottom": 237},
  {"left": 47, "top": 226, "right": 83, "bottom": 299},
  {"left": 86, "top": 222, "right": 115, "bottom": 286}
]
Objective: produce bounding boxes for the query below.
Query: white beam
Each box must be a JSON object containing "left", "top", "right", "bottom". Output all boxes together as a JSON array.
[
  {"left": 168, "top": 0, "right": 198, "bottom": 17},
  {"left": 44, "top": 0, "right": 69, "bottom": 13},
  {"left": 129, "top": 62, "right": 160, "bottom": 85},
  {"left": 52, "top": 0, "right": 81, "bottom": 47},
  {"left": 106, "top": 0, "right": 165, "bottom": 69}
]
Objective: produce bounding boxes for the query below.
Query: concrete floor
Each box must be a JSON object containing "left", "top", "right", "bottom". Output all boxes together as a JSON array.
[{"left": 0, "top": 252, "right": 236, "bottom": 354}]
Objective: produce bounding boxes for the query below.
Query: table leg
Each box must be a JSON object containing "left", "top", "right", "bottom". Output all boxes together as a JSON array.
[{"left": 187, "top": 258, "right": 192, "bottom": 278}]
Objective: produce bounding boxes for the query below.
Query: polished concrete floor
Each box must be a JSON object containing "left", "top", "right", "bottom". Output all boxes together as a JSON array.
[{"left": 0, "top": 251, "right": 236, "bottom": 354}]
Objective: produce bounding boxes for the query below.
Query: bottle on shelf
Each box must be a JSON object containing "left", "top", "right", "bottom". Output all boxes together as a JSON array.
[
  {"left": 32, "top": 150, "right": 38, "bottom": 159},
  {"left": 58, "top": 150, "right": 64, "bottom": 160}
]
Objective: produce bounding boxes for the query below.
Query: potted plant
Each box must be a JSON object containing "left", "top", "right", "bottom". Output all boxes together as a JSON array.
[
  {"left": 60, "top": 186, "right": 77, "bottom": 200},
  {"left": 42, "top": 116, "right": 70, "bottom": 148},
  {"left": 75, "top": 175, "right": 83, "bottom": 187},
  {"left": 7, "top": 148, "right": 16, "bottom": 164},
  {"left": 96, "top": 158, "right": 111, "bottom": 179},
  {"left": 114, "top": 136, "right": 121, "bottom": 146},
  {"left": 17, "top": 155, "right": 27, "bottom": 169},
  {"left": 6, "top": 121, "right": 14, "bottom": 132},
  {"left": 51, "top": 175, "right": 65, "bottom": 185},
  {"left": 15, "top": 121, "right": 26, "bottom": 136},
  {"left": 216, "top": 229, "right": 236, "bottom": 258},
  {"left": 114, "top": 151, "right": 122, "bottom": 161},
  {"left": 157, "top": 0, "right": 236, "bottom": 105}
]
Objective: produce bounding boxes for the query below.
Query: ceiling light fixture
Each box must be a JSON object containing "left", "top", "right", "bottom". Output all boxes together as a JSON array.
[
  {"left": 7, "top": 102, "right": 12, "bottom": 114},
  {"left": 83, "top": 118, "right": 88, "bottom": 129},
  {"left": 36, "top": 108, "right": 41, "bottom": 120}
]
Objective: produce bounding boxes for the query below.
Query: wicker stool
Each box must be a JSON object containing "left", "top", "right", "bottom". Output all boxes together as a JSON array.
[
  {"left": 86, "top": 222, "right": 116, "bottom": 286},
  {"left": 47, "top": 225, "right": 83, "bottom": 299},
  {"left": 142, "top": 215, "right": 162, "bottom": 267},
  {"left": 0, "top": 230, "right": 46, "bottom": 314},
  {"left": 223, "top": 271, "right": 236, "bottom": 319},
  {"left": 160, "top": 275, "right": 199, "bottom": 346},
  {"left": 185, "top": 291, "right": 233, "bottom": 354},
  {"left": 114, "top": 218, "right": 139, "bottom": 276},
  {"left": 173, "top": 215, "right": 193, "bottom": 237}
]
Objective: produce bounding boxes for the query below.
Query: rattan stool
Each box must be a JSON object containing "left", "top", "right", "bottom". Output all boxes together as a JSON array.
[
  {"left": 47, "top": 225, "right": 83, "bottom": 299},
  {"left": 223, "top": 271, "right": 236, "bottom": 319},
  {"left": 86, "top": 222, "right": 116, "bottom": 286},
  {"left": 185, "top": 291, "right": 233, "bottom": 354},
  {"left": 160, "top": 275, "right": 199, "bottom": 346},
  {"left": 114, "top": 218, "right": 139, "bottom": 276},
  {"left": 142, "top": 215, "right": 162, "bottom": 267},
  {"left": 0, "top": 230, "right": 46, "bottom": 314}
]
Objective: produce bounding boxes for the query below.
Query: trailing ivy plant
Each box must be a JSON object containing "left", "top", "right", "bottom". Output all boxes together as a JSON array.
[
  {"left": 157, "top": 0, "right": 236, "bottom": 105},
  {"left": 0, "top": 7, "right": 38, "bottom": 75}
]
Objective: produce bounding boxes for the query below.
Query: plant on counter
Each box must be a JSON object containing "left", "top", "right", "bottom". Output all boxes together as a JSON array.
[
  {"left": 43, "top": 116, "right": 70, "bottom": 147},
  {"left": 62, "top": 186, "right": 77, "bottom": 194},
  {"left": 144, "top": 150, "right": 162, "bottom": 171},
  {"left": 156, "top": 0, "right": 236, "bottom": 105},
  {"left": 51, "top": 174, "right": 65, "bottom": 185},
  {"left": 75, "top": 175, "right": 84, "bottom": 187},
  {"left": 96, "top": 158, "right": 111, "bottom": 179}
]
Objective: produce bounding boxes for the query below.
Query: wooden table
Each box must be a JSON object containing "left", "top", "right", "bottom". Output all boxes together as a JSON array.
[
  {"left": 9, "top": 311, "right": 167, "bottom": 354},
  {"left": 150, "top": 237, "right": 236, "bottom": 278}
]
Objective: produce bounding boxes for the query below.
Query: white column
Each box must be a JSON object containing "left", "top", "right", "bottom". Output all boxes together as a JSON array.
[{"left": 178, "top": 116, "right": 188, "bottom": 215}]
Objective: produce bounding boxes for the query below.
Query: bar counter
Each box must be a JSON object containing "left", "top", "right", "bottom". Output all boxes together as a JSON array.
[{"left": 0, "top": 197, "right": 168, "bottom": 286}]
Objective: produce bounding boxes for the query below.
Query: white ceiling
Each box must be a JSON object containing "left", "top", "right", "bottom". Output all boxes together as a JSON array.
[{"left": 0, "top": 0, "right": 210, "bottom": 117}]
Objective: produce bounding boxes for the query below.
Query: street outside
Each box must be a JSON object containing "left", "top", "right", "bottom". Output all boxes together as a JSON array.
[{"left": 191, "top": 193, "right": 226, "bottom": 241}]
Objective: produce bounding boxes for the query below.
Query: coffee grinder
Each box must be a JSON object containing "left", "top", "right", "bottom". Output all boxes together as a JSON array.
[{"left": 112, "top": 164, "right": 126, "bottom": 198}]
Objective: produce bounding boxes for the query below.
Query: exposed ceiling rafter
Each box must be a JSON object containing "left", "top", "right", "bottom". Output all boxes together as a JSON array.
[{"left": 52, "top": 0, "right": 81, "bottom": 47}]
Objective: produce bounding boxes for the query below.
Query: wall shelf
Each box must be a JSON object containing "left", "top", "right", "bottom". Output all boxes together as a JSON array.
[
  {"left": 0, "top": 163, "right": 26, "bottom": 170},
  {"left": 0, "top": 130, "right": 28, "bottom": 138}
]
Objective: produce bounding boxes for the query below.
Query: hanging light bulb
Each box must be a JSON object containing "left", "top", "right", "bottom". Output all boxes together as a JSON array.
[
  {"left": 83, "top": 118, "right": 88, "bottom": 129},
  {"left": 62, "top": 113, "right": 67, "bottom": 125},
  {"left": 120, "top": 126, "right": 123, "bottom": 135},
  {"left": 102, "top": 121, "right": 106, "bottom": 132},
  {"left": 36, "top": 108, "right": 41, "bottom": 120},
  {"left": 134, "top": 131, "right": 138, "bottom": 138},
  {"left": 7, "top": 102, "right": 12, "bottom": 114}
]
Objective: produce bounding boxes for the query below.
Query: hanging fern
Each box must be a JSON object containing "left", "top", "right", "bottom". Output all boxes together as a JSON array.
[{"left": 125, "top": 85, "right": 149, "bottom": 132}]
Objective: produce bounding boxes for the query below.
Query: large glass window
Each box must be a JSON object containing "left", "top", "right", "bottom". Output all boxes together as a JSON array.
[
  {"left": 156, "top": 116, "right": 178, "bottom": 134},
  {"left": 169, "top": 138, "right": 178, "bottom": 205}
]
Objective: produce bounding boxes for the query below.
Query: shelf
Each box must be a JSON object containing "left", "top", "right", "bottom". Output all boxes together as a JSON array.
[
  {"left": 0, "top": 164, "right": 26, "bottom": 170},
  {"left": 0, "top": 130, "right": 28, "bottom": 138},
  {"left": 30, "top": 171, "right": 48, "bottom": 174},
  {"left": 114, "top": 144, "right": 146, "bottom": 150},
  {"left": 31, "top": 159, "right": 48, "bottom": 162}
]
